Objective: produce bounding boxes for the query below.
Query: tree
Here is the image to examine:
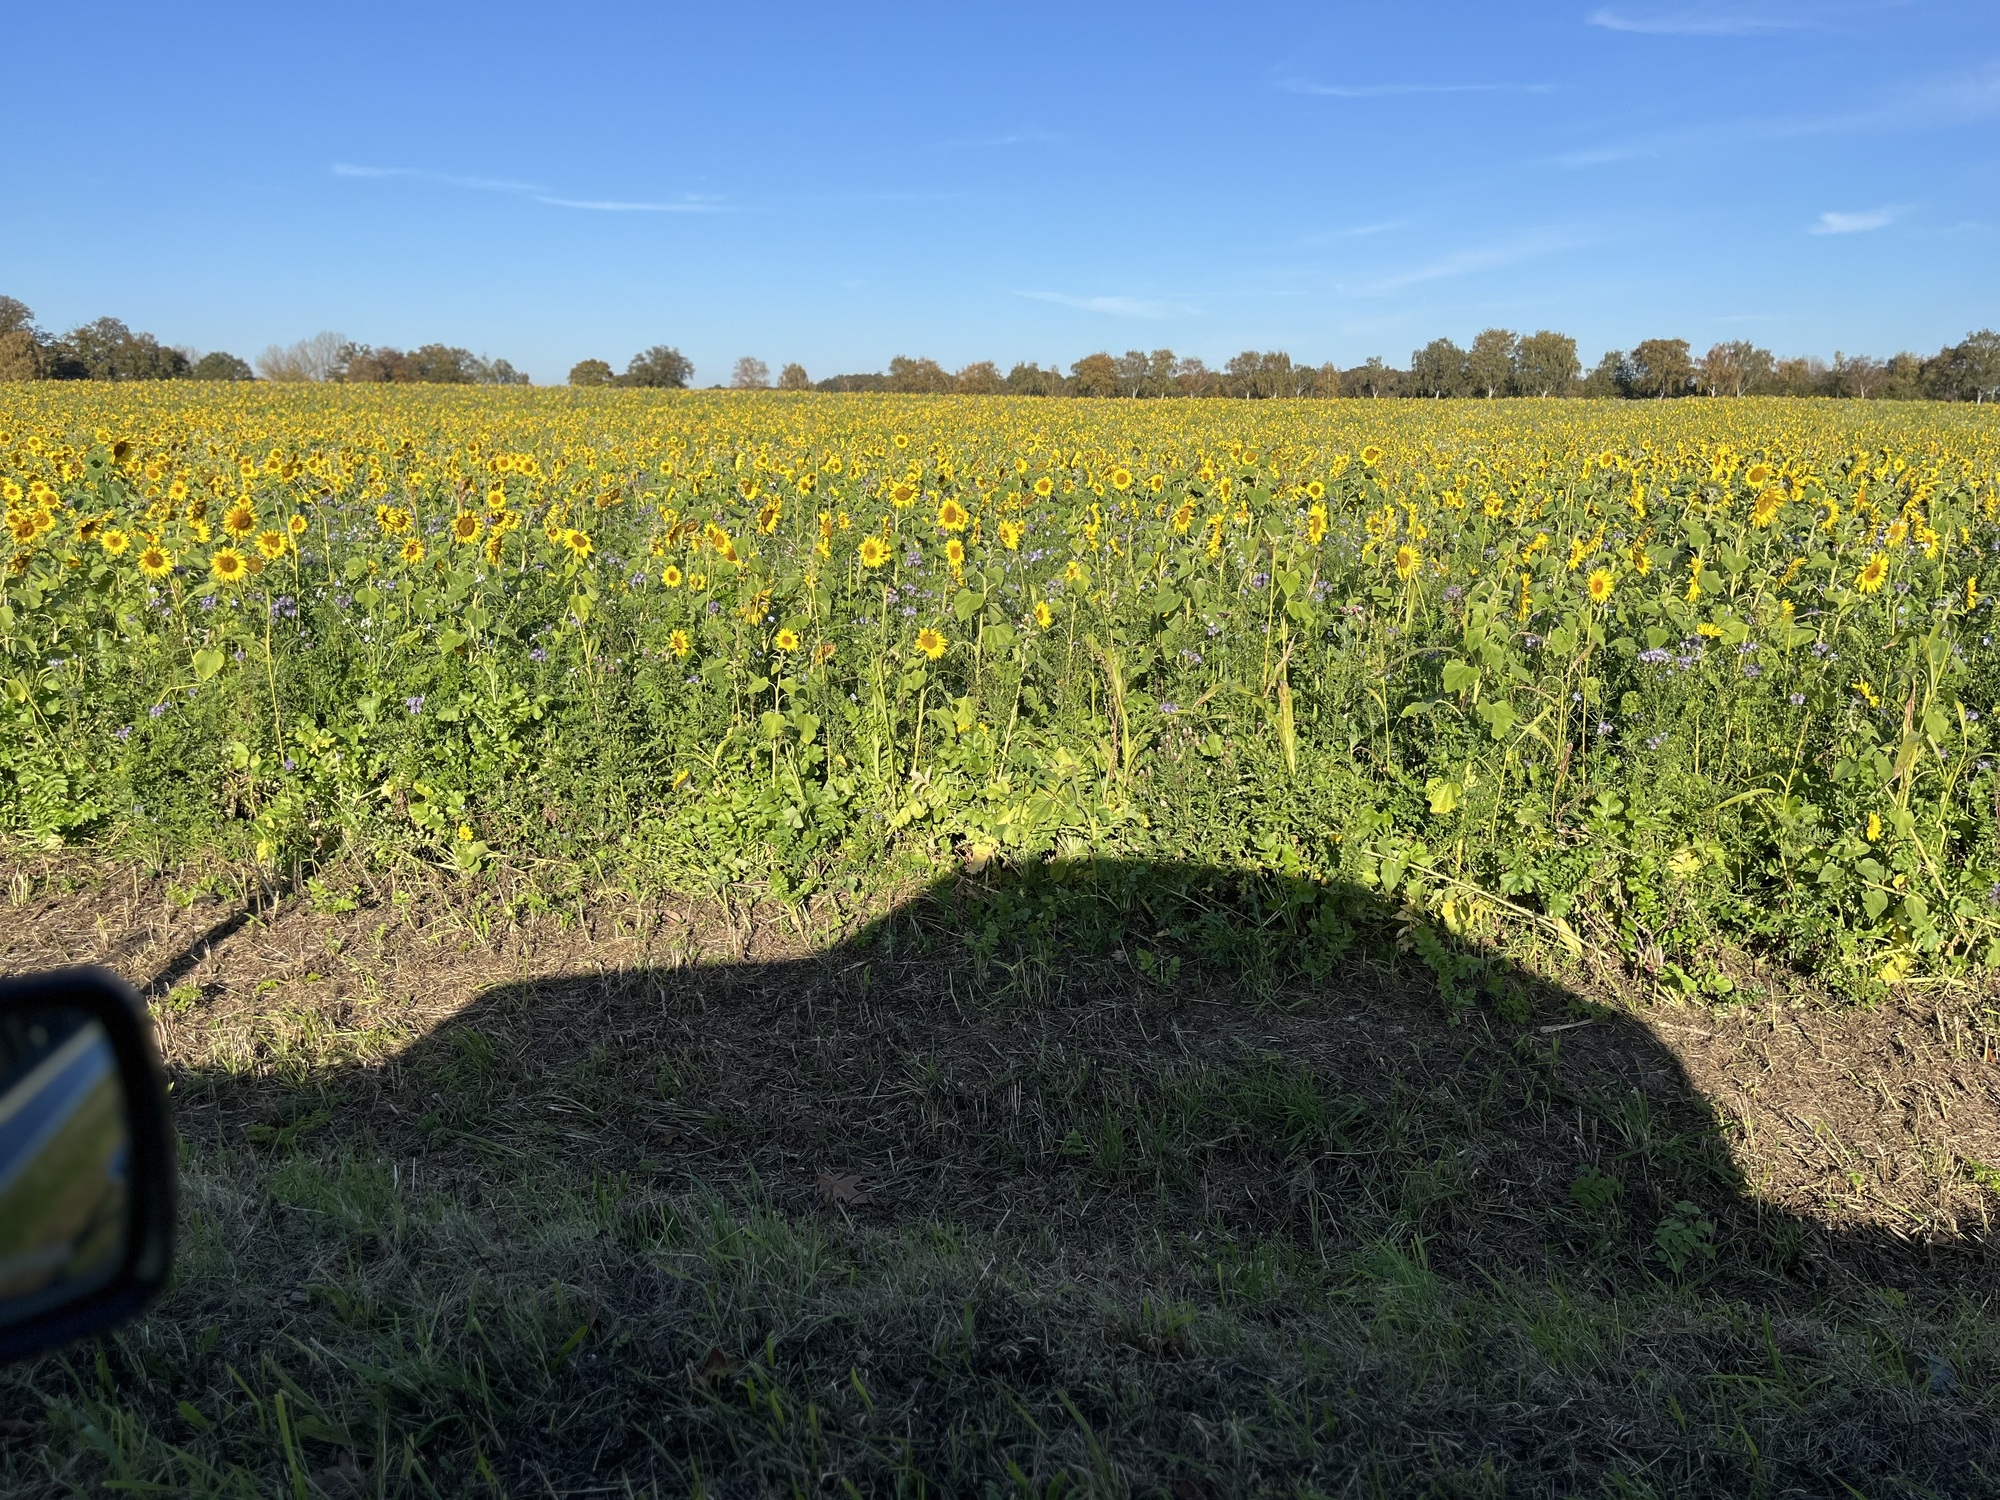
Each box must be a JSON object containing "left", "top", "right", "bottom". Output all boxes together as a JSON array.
[
  {"left": 1223, "top": 351, "right": 1298, "bottom": 399},
  {"left": 731, "top": 357, "right": 770, "bottom": 389},
  {"left": 954, "top": 361, "right": 1003, "bottom": 394},
  {"left": 1771, "top": 357, "right": 1827, "bottom": 397},
  {"left": 1513, "top": 331, "right": 1579, "bottom": 397},
  {"left": 1934, "top": 329, "right": 2000, "bottom": 402},
  {"left": 1466, "top": 328, "right": 1518, "bottom": 399},
  {"left": 624, "top": 345, "right": 694, "bottom": 388},
  {"left": 1069, "top": 352, "right": 1118, "bottom": 397},
  {"left": 1697, "top": 341, "right": 1768, "bottom": 397},
  {"left": 776, "top": 363, "right": 811, "bottom": 391},
  {"left": 472, "top": 356, "right": 530, "bottom": 386},
  {"left": 336, "top": 345, "right": 409, "bottom": 383},
  {"left": 1345, "top": 357, "right": 1401, "bottom": 398},
  {"left": 1409, "top": 339, "right": 1469, "bottom": 399},
  {"left": 52, "top": 317, "right": 189, "bottom": 380},
  {"left": 0, "top": 296, "right": 34, "bottom": 339},
  {"left": 1829, "top": 352, "right": 1885, "bottom": 399},
  {"left": 1881, "top": 352, "right": 1928, "bottom": 401},
  {"left": 1627, "top": 339, "right": 1694, "bottom": 398},
  {"left": 0, "top": 331, "right": 45, "bottom": 381},
  {"left": 1581, "top": 350, "right": 1630, "bottom": 398},
  {"left": 887, "top": 356, "right": 952, "bottom": 394},
  {"left": 569, "top": 359, "right": 615, "bottom": 387},
  {"left": 1172, "top": 356, "right": 1215, "bottom": 397},
  {"left": 192, "top": 351, "right": 254, "bottom": 381},
  {"left": 258, "top": 331, "right": 346, "bottom": 383},
  {"left": 1005, "top": 362, "right": 1061, "bottom": 396}
]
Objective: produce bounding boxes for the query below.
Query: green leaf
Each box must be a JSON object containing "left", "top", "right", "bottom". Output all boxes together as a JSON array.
[
  {"left": 1862, "top": 889, "right": 1890, "bottom": 921},
  {"left": 191, "top": 648, "right": 225, "bottom": 682},
  {"left": 983, "top": 622, "right": 1017, "bottom": 651},
  {"left": 952, "top": 589, "right": 980, "bottom": 622},
  {"left": 436, "top": 629, "right": 468, "bottom": 655},
  {"left": 1477, "top": 699, "right": 1518, "bottom": 741},
  {"left": 1441, "top": 659, "right": 1480, "bottom": 693}
]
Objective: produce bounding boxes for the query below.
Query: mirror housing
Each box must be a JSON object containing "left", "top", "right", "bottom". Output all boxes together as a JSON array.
[{"left": 0, "top": 967, "right": 175, "bottom": 1363}]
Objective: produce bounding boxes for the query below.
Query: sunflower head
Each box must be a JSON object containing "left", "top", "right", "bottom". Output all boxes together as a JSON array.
[
  {"left": 400, "top": 538, "right": 426, "bottom": 566},
  {"left": 254, "top": 529, "right": 288, "bottom": 560},
  {"left": 452, "top": 512, "right": 482, "bottom": 544},
  {"left": 1585, "top": 568, "right": 1614, "bottom": 605},
  {"left": 858, "top": 536, "right": 890, "bottom": 569},
  {"left": 915, "top": 627, "right": 947, "bottom": 660},
  {"left": 210, "top": 547, "right": 248, "bottom": 584},
  {"left": 138, "top": 545, "right": 173, "bottom": 578},
  {"left": 774, "top": 627, "right": 801, "bottom": 652}
]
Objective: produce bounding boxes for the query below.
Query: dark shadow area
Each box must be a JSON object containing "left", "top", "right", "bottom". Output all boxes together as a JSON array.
[{"left": 59, "top": 861, "right": 2000, "bottom": 1493}]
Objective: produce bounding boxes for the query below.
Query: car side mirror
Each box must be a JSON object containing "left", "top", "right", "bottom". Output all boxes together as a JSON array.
[{"left": 0, "top": 967, "right": 175, "bottom": 1363}]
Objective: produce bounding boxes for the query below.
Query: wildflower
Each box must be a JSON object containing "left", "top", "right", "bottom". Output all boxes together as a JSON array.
[
  {"left": 405, "top": 695, "right": 424, "bottom": 715},
  {"left": 1855, "top": 553, "right": 1888, "bottom": 593},
  {"left": 915, "top": 627, "right": 947, "bottom": 660},
  {"left": 859, "top": 536, "right": 890, "bottom": 568},
  {"left": 1393, "top": 544, "right": 1419, "bottom": 581},
  {"left": 210, "top": 547, "right": 249, "bottom": 584},
  {"left": 936, "top": 498, "right": 970, "bottom": 532},
  {"left": 452, "top": 512, "right": 483, "bottom": 545},
  {"left": 100, "top": 528, "right": 131, "bottom": 556},
  {"left": 814, "top": 640, "right": 837, "bottom": 664},
  {"left": 254, "top": 529, "right": 288, "bottom": 560},
  {"left": 1585, "top": 568, "right": 1614, "bottom": 605},
  {"left": 662, "top": 564, "right": 684, "bottom": 587},
  {"left": 669, "top": 628, "right": 692, "bottom": 658},
  {"left": 1866, "top": 812, "right": 1882, "bottom": 841},
  {"left": 400, "top": 538, "right": 426, "bottom": 566},
  {"left": 1033, "top": 600, "right": 1054, "bottom": 628},
  {"left": 774, "top": 627, "right": 801, "bottom": 652}
]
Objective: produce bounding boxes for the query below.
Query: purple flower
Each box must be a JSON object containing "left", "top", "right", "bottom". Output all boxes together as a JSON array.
[
  {"left": 1789, "top": 692, "right": 1805, "bottom": 705},
  {"left": 113, "top": 725, "right": 132, "bottom": 741},
  {"left": 271, "top": 596, "right": 298, "bottom": 620},
  {"left": 282, "top": 757, "right": 297, "bottom": 771},
  {"left": 1160, "top": 701, "right": 1181, "bottom": 715},
  {"left": 405, "top": 695, "right": 425, "bottom": 715},
  {"left": 1742, "top": 663, "right": 1761, "bottom": 678},
  {"left": 530, "top": 647, "right": 547, "bottom": 663},
  {"left": 1638, "top": 647, "right": 1670, "bottom": 665},
  {"left": 1646, "top": 732, "right": 1667, "bottom": 750},
  {"left": 149, "top": 703, "right": 167, "bottom": 719}
]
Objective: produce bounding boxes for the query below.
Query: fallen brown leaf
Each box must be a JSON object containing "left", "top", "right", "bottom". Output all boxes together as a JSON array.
[
  {"left": 817, "top": 1170, "right": 875, "bottom": 1207},
  {"left": 695, "top": 1347, "right": 740, "bottom": 1384}
]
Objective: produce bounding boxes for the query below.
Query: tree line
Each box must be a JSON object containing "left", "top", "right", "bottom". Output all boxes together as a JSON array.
[
  {"left": 0, "top": 300, "right": 531, "bottom": 388},
  {"left": 695, "top": 330, "right": 1999, "bottom": 402},
  {"left": 7, "top": 294, "right": 1996, "bottom": 402}
]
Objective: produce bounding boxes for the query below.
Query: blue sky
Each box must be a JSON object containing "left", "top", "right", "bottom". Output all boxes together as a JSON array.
[{"left": 3, "top": 0, "right": 1996, "bottom": 384}]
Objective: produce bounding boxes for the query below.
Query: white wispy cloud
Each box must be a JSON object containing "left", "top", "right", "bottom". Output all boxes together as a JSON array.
[
  {"left": 333, "top": 164, "right": 724, "bottom": 214},
  {"left": 1280, "top": 79, "right": 1554, "bottom": 98},
  {"left": 1357, "top": 227, "right": 1590, "bottom": 294},
  {"left": 535, "top": 196, "right": 722, "bottom": 213},
  {"left": 1013, "top": 291, "right": 1198, "bottom": 319},
  {"left": 1587, "top": 1, "right": 1910, "bottom": 36},
  {"left": 1809, "top": 204, "right": 1904, "bottom": 233},
  {"left": 1553, "top": 58, "right": 2000, "bottom": 168},
  {"left": 332, "top": 163, "right": 545, "bottom": 194},
  {"left": 931, "top": 129, "right": 1063, "bottom": 148}
]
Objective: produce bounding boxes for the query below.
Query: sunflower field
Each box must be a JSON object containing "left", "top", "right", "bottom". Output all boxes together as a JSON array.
[{"left": 1, "top": 385, "right": 1996, "bottom": 991}]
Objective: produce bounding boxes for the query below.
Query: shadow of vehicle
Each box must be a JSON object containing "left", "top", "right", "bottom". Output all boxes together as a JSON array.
[{"left": 35, "top": 858, "right": 2000, "bottom": 1495}]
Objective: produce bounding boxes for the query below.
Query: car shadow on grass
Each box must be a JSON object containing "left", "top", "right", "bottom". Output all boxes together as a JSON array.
[{"left": 72, "top": 859, "right": 2000, "bottom": 1494}]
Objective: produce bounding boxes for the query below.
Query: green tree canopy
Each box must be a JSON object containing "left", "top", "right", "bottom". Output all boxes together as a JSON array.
[
  {"left": 191, "top": 351, "right": 254, "bottom": 381},
  {"left": 623, "top": 346, "right": 694, "bottom": 388}
]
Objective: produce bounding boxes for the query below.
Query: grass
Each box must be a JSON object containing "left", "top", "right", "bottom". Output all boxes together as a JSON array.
[{"left": 0, "top": 852, "right": 1993, "bottom": 1496}]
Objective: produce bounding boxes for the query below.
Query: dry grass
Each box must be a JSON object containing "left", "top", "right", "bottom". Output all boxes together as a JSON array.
[{"left": 0, "top": 849, "right": 1995, "bottom": 1497}]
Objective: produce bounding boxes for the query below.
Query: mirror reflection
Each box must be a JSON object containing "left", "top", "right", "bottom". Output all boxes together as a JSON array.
[{"left": 0, "top": 1008, "right": 130, "bottom": 1322}]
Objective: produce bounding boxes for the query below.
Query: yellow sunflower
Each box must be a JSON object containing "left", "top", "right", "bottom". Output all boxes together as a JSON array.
[
  {"left": 100, "top": 528, "right": 131, "bottom": 556},
  {"left": 222, "top": 502, "right": 256, "bottom": 539},
  {"left": 858, "top": 535, "right": 890, "bottom": 569},
  {"left": 452, "top": 512, "right": 483, "bottom": 545},
  {"left": 400, "top": 538, "right": 426, "bottom": 566},
  {"left": 1855, "top": 553, "right": 1888, "bottom": 593},
  {"left": 1393, "top": 544, "right": 1419, "bottom": 581},
  {"left": 137, "top": 544, "right": 173, "bottom": 578},
  {"left": 774, "top": 627, "right": 801, "bottom": 652},
  {"left": 254, "top": 529, "right": 288, "bottom": 560},
  {"left": 662, "top": 564, "right": 684, "bottom": 587},
  {"left": 1585, "top": 568, "right": 1614, "bottom": 605},
  {"left": 915, "top": 627, "right": 947, "bottom": 660},
  {"left": 210, "top": 547, "right": 249, "bottom": 585}
]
